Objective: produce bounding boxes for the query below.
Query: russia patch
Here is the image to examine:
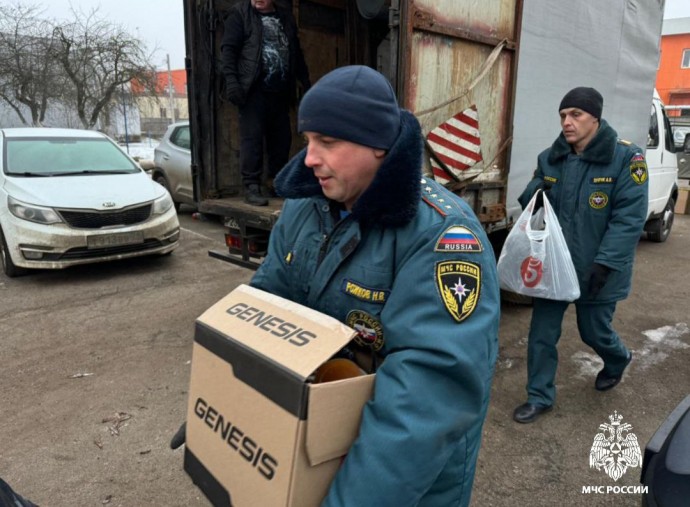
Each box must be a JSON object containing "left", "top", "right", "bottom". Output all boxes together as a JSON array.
[
  {"left": 435, "top": 261, "right": 481, "bottom": 323},
  {"left": 434, "top": 225, "right": 483, "bottom": 253}
]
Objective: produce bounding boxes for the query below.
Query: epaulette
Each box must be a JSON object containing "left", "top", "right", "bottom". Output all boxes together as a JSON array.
[
  {"left": 420, "top": 177, "right": 453, "bottom": 217},
  {"left": 617, "top": 138, "right": 632, "bottom": 146}
]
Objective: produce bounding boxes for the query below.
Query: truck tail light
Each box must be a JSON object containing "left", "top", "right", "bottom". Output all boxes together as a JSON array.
[
  {"left": 225, "top": 232, "right": 268, "bottom": 256},
  {"left": 225, "top": 233, "right": 242, "bottom": 252}
]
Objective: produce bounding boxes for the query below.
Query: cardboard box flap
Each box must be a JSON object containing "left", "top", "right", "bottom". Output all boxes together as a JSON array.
[
  {"left": 305, "top": 375, "right": 375, "bottom": 466},
  {"left": 197, "top": 284, "right": 357, "bottom": 380}
]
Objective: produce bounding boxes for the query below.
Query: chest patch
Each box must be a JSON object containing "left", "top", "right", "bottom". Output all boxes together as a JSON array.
[
  {"left": 589, "top": 191, "right": 609, "bottom": 209},
  {"left": 341, "top": 279, "right": 389, "bottom": 304},
  {"left": 346, "top": 310, "right": 385, "bottom": 351},
  {"left": 591, "top": 177, "right": 615, "bottom": 184},
  {"left": 435, "top": 261, "right": 481, "bottom": 323},
  {"left": 630, "top": 155, "right": 648, "bottom": 185},
  {"left": 434, "top": 225, "right": 483, "bottom": 253}
]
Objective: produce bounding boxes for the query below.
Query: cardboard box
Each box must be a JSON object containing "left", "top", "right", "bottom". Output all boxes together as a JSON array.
[
  {"left": 184, "top": 284, "right": 374, "bottom": 507},
  {"left": 675, "top": 187, "right": 690, "bottom": 215}
]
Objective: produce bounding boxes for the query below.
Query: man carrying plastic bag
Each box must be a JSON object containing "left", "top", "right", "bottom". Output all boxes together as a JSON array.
[
  {"left": 509, "top": 87, "right": 649, "bottom": 424},
  {"left": 497, "top": 189, "right": 580, "bottom": 302}
]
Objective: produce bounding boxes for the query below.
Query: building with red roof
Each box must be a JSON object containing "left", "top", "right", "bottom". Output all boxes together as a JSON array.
[{"left": 132, "top": 69, "right": 189, "bottom": 137}]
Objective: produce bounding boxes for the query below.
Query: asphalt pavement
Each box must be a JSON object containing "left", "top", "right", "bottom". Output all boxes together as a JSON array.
[{"left": 0, "top": 208, "right": 688, "bottom": 507}]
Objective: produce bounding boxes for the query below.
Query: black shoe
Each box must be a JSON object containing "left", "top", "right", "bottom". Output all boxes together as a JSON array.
[
  {"left": 244, "top": 185, "right": 268, "bottom": 206},
  {"left": 513, "top": 402, "right": 552, "bottom": 424},
  {"left": 595, "top": 351, "right": 633, "bottom": 391},
  {"left": 262, "top": 186, "right": 278, "bottom": 198}
]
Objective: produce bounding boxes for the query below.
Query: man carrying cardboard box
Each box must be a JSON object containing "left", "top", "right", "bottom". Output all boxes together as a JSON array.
[{"left": 251, "top": 65, "right": 500, "bottom": 507}]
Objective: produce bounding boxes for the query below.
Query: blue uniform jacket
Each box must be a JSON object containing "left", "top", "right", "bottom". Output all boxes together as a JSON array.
[
  {"left": 251, "top": 111, "right": 500, "bottom": 506},
  {"left": 518, "top": 119, "right": 649, "bottom": 302}
]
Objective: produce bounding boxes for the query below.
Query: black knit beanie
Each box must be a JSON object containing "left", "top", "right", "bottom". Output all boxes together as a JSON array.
[
  {"left": 559, "top": 87, "right": 603, "bottom": 120},
  {"left": 298, "top": 65, "right": 401, "bottom": 150}
]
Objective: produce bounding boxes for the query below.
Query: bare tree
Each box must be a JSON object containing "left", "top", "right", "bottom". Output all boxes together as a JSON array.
[
  {"left": 51, "top": 6, "right": 158, "bottom": 129},
  {"left": 0, "top": 3, "right": 63, "bottom": 126}
]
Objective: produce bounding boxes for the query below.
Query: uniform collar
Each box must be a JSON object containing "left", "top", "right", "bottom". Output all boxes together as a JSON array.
[
  {"left": 548, "top": 119, "right": 618, "bottom": 165},
  {"left": 274, "top": 110, "right": 423, "bottom": 228}
]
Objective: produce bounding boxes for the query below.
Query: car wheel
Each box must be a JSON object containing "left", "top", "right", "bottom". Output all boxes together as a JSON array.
[
  {"left": 154, "top": 173, "right": 180, "bottom": 212},
  {"left": 0, "top": 227, "right": 27, "bottom": 278},
  {"left": 647, "top": 197, "right": 674, "bottom": 243}
]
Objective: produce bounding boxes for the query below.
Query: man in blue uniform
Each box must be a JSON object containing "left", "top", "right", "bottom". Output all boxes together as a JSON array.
[
  {"left": 251, "top": 65, "right": 499, "bottom": 506},
  {"left": 513, "top": 87, "right": 648, "bottom": 424}
]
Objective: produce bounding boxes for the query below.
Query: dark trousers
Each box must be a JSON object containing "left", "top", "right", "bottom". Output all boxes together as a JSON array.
[
  {"left": 526, "top": 298, "right": 630, "bottom": 407},
  {"left": 238, "top": 89, "right": 292, "bottom": 188}
]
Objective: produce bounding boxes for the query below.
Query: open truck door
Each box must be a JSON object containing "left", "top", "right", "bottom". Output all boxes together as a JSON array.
[{"left": 183, "top": 0, "right": 408, "bottom": 268}]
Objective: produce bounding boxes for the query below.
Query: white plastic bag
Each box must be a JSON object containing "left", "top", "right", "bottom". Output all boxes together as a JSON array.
[{"left": 497, "top": 190, "right": 580, "bottom": 301}]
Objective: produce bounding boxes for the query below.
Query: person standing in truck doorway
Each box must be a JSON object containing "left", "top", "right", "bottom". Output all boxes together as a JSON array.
[
  {"left": 220, "top": 0, "right": 310, "bottom": 206},
  {"left": 250, "top": 65, "right": 499, "bottom": 506},
  {"left": 512, "top": 87, "right": 649, "bottom": 424}
]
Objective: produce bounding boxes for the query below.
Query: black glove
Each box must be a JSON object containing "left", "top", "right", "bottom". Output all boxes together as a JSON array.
[
  {"left": 533, "top": 181, "right": 552, "bottom": 211},
  {"left": 588, "top": 263, "right": 611, "bottom": 298}
]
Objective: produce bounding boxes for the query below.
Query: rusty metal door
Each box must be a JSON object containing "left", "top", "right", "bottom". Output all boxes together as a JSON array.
[{"left": 396, "top": 0, "right": 522, "bottom": 227}]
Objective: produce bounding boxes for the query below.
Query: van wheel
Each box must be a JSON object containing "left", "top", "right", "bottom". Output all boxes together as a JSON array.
[
  {"left": 153, "top": 173, "right": 180, "bottom": 212},
  {"left": 647, "top": 198, "right": 674, "bottom": 243},
  {"left": 0, "top": 227, "right": 27, "bottom": 278}
]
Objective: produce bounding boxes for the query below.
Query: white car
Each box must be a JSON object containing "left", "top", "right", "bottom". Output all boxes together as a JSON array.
[{"left": 0, "top": 128, "right": 180, "bottom": 277}]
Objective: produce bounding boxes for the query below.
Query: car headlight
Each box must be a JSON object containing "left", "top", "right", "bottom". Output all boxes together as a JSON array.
[
  {"left": 8, "top": 196, "right": 63, "bottom": 224},
  {"left": 152, "top": 192, "right": 173, "bottom": 215}
]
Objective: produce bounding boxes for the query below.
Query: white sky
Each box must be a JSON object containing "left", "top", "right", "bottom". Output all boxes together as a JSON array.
[
  {"left": 32, "top": 0, "right": 690, "bottom": 73},
  {"left": 38, "top": 0, "right": 186, "bottom": 71},
  {"left": 664, "top": 0, "right": 690, "bottom": 19}
]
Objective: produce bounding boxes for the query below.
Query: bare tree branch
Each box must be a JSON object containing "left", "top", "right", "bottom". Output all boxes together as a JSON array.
[
  {"left": 0, "top": 3, "right": 64, "bottom": 126},
  {"left": 51, "top": 5, "right": 158, "bottom": 129}
]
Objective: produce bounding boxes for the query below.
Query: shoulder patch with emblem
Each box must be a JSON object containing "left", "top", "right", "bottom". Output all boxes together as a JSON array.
[
  {"left": 434, "top": 225, "right": 483, "bottom": 253},
  {"left": 544, "top": 176, "right": 558, "bottom": 184},
  {"left": 346, "top": 310, "right": 385, "bottom": 351},
  {"left": 435, "top": 261, "right": 481, "bottom": 323},
  {"left": 629, "top": 154, "right": 648, "bottom": 185}
]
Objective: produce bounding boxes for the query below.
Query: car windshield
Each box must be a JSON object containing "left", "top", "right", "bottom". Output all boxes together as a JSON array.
[{"left": 4, "top": 137, "right": 139, "bottom": 176}]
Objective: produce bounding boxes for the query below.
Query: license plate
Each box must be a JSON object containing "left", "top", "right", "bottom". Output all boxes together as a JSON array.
[{"left": 87, "top": 231, "right": 144, "bottom": 249}]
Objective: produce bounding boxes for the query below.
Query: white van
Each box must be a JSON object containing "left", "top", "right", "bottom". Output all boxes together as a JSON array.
[{"left": 644, "top": 92, "right": 680, "bottom": 242}]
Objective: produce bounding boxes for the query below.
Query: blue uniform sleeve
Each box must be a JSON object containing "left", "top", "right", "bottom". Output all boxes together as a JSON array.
[
  {"left": 250, "top": 202, "right": 294, "bottom": 300},
  {"left": 518, "top": 165, "right": 545, "bottom": 210},
  {"left": 322, "top": 223, "right": 500, "bottom": 507},
  {"left": 594, "top": 151, "right": 649, "bottom": 269}
]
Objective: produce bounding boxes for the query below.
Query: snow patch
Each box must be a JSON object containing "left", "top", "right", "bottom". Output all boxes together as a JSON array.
[
  {"left": 571, "top": 351, "right": 603, "bottom": 379},
  {"left": 637, "top": 323, "right": 689, "bottom": 370}
]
